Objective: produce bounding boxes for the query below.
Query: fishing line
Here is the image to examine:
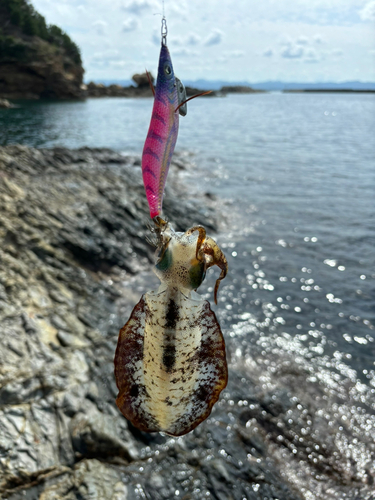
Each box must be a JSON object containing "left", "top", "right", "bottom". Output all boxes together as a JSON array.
[
  {"left": 154, "top": 0, "right": 167, "bottom": 45},
  {"left": 153, "top": 0, "right": 165, "bottom": 19},
  {"left": 161, "top": 0, "right": 167, "bottom": 46}
]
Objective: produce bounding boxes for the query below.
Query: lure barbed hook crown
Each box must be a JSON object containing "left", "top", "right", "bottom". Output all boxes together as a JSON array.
[{"left": 161, "top": 16, "right": 167, "bottom": 45}]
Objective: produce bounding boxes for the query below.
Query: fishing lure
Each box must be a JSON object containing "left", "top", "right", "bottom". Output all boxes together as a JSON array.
[
  {"left": 142, "top": 18, "right": 209, "bottom": 219},
  {"left": 114, "top": 218, "right": 228, "bottom": 435}
]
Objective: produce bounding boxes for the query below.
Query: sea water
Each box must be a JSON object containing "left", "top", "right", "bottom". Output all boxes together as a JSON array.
[
  {"left": 1, "top": 92, "right": 374, "bottom": 495},
  {"left": 1, "top": 93, "right": 373, "bottom": 377}
]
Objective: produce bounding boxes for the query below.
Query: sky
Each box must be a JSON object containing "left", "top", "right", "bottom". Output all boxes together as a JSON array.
[{"left": 31, "top": 0, "right": 375, "bottom": 83}]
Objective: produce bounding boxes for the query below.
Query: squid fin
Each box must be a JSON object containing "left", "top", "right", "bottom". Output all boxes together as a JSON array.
[{"left": 114, "top": 295, "right": 228, "bottom": 436}]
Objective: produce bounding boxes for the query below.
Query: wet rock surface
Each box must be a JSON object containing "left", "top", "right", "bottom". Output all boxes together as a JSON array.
[{"left": 0, "top": 146, "right": 374, "bottom": 500}]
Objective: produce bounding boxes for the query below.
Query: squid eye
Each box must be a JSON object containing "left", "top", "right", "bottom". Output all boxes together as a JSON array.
[{"left": 164, "top": 64, "right": 172, "bottom": 75}]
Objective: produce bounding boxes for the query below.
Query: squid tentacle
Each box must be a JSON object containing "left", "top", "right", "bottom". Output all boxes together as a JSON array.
[{"left": 185, "top": 226, "right": 228, "bottom": 304}]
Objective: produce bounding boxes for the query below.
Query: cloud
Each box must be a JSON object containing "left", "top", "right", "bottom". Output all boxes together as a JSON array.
[
  {"left": 123, "top": 18, "right": 138, "bottom": 32},
  {"left": 263, "top": 48, "right": 273, "bottom": 57},
  {"left": 313, "top": 34, "right": 324, "bottom": 44},
  {"left": 167, "top": 1, "right": 189, "bottom": 21},
  {"left": 92, "top": 20, "right": 107, "bottom": 36},
  {"left": 91, "top": 49, "right": 121, "bottom": 67},
  {"left": 173, "top": 47, "right": 198, "bottom": 57},
  {"left": 304, "top": 48, "right": 320, "bottom": 63},
  {"left": 110, "top": 60, "right": 131, "bottom": 69},
  {"left": 172, "top": 33, "right": 201, "bottom": 47},
  {"left": 204, "top": 29, "right": 223, "bottom": 46},
  {"left": 171, "top": 37, "right": 183, "bottom": 47},
  {"left": 359, "top": 1, "right": 375, "bottom": 21},
  {"left": 122, "top": 0, "right": 156, "bottom": 16},
  {"left": 151, "top": 29, "right": 160, "bottom": 45},
  {"left": 92, "top": 49, "right": 121, "bottom": 62},
  {"left": 215, "top": 55, "right": 227, "bottom": 64},
  {"left": 172, "top": 30, "right": 221, "bottom": 48},
  {"left": 277, "top": 36, "right": 330, "bottom": 62},
  {"left": 280, "top": 43, "right": 304, "bottom": 59},
  {"left": 331, "top": 48, "right": 343, "bottom": 57},
  {"left": 226, "top": 50, "right": 245, "bottom": 58},
  {"left": 186, "top": 33, "right": 201, "bottom": 46},
  {"left": 89, "top": 54, "right": 138, "bottom": 72},
  {"left": 215, "top": 50, "right": 245, "bottom": 64},
  {"left": 296, "top": 36, "right": 309, "bottom": 45}
]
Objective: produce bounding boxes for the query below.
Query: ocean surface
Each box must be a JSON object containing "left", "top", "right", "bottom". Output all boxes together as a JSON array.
[
  {"left": 1, "top": 93, "right": 374, "bottom": 372},
  {"left": 1, "top": 93, "right": 375, "bottom": 496}
]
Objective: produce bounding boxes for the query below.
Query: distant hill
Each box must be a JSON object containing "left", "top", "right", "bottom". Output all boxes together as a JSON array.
[{"left": 0, "top": 0, "right": 84, "bottom": 99}]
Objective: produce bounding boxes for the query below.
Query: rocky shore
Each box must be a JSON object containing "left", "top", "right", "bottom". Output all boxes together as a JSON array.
[
  {"left": 0, "top": 146, "right": 373, "bottom": 500},
  {"left": 85, "top": 76, "right": 223, "bottom": 99},
  {"left": 220, "top": 86, "right": 264, "bottom": 94},
  {"left": 83, "top": 73, "right": 256, "bottom": 98}
]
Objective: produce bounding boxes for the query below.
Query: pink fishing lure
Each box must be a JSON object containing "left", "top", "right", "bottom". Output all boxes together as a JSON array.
[{"left": 142, "top": 42, "right": 179, "bottom": 219}]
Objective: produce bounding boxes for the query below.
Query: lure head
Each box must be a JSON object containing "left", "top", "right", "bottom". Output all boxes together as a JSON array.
[
  {"left": 156, "top": 43, "right": 175, "bottom": 92},
  {"left": 152, "top": 217, "right": 228, "bottom": 303}
]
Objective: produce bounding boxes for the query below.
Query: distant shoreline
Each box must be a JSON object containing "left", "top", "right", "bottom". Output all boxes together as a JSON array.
[
  {"left": 83, "top": 83, "right": 375, "bottom": 98},
  {"left": 2, "top": 86, "right": 374, "bottom": 105},
  {"left": 83, "top": 81, "right": 264, "bottom": 98}
]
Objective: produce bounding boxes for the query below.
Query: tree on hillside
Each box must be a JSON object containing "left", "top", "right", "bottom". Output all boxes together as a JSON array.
[{"left": 1, "top": 0, "right": 81, "bottom": 64}]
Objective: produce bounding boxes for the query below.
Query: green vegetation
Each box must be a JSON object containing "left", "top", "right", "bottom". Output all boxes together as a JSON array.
[
  {"left": 47, "top": 24, "right": 81, "bottom": 65},
  {"left": 1, "top": 0, "right": 81, "bottom": 64},
  {"left": 0, "top": 32, "right": 27, "bottom": 61}
]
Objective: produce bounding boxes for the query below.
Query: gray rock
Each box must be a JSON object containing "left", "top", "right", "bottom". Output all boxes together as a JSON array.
[
  {"left": 73, "top": 460, "right": 128, "bottom": 500},
  {"left": 70, "top": 411, "right": 138, "bottom": 461},
  {"left": 2, "top": 145, "right": 371, "bottom": 500},
  {"left": 0, "top": 98, "right": 16, "bottom": 108}
]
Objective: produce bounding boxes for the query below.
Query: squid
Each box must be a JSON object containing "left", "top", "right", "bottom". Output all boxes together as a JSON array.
[{"left": 114, "top": 218, "right": 228, "bottom": 436}]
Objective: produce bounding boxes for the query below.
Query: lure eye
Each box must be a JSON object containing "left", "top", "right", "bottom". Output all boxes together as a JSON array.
[{"left": 164, "top": 64, "right": 172, "bottom": 75}]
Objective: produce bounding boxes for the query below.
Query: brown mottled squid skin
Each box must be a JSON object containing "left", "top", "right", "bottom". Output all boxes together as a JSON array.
[{"left": 114, "top": 219, "right": 228, "bottom": 436}]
